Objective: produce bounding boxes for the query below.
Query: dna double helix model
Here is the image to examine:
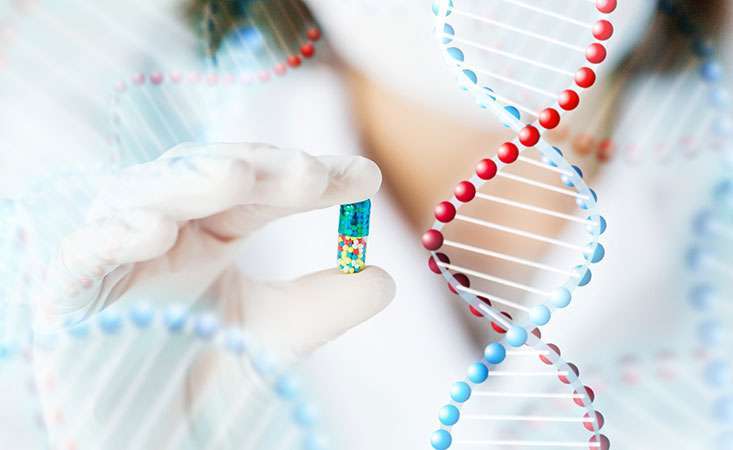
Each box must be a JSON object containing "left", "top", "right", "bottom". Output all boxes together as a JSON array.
[
  {"left": 5, "top": 0, "right": 733, "bottom": 448},
  {"left": 680, "top": 5, "right": 733, "bottom": 446},
  {"left": 422, "top": 1, "right": 617, "bottom": 448}
]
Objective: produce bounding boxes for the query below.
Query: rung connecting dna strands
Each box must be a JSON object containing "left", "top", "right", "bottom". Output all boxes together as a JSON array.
[
  {"left": 687, "top": 179, "right": 733, "bottom": 450},
  {"left": 510, "top": 347, "right": 723, "bottom": 449},
  {"left": 424, "top": 1, "right": 617, "bottom": 448},
  {"left": 546, "top": 0, "right": 733, "bottom": 164},
  {"left": 28, "top": 304, "right": 327, "bottom": 450}
]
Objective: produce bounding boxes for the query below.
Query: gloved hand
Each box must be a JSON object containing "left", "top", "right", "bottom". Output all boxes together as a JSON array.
[{"left": 31, "top": 142, "right": 396, "bottom": 450}]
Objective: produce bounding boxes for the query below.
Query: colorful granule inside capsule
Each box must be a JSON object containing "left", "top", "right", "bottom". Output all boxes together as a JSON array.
[{"left": 337, "top": 200, "right": 371, "bottom": 274}]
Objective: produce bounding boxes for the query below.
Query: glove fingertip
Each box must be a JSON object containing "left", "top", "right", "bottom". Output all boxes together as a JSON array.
[
  {"left": 319, "top": 155, "right": 383, "bottom": 205},
  {"left": 244, "top": 265, "right": 396, "bottom": 361},
  {"left": 340, "top": 265, "right": 396, "bottom": 317}
]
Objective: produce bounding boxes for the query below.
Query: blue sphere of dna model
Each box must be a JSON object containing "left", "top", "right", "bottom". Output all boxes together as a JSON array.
[
  {"left": 687, "top": 179, "right": 733, "bottom": 450},
  {"left": 28, "top": 303, "right": 327, "bottom": 450}
]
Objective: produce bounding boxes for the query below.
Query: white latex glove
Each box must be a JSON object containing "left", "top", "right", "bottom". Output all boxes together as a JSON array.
[{"left": 31, "top": 143, "right": 396, "bottom": 450}]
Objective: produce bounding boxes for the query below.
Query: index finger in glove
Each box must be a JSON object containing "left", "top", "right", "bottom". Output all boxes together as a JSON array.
[{"left": 89, "top": 143, "right": 382, "bottom": 223}]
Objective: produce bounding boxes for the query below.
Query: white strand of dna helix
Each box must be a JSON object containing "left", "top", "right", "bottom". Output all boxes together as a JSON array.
[
  {"left": 679, "top": 15, "right": 733, "bottom": 446},
  {"left": 687, "top": 178, "right": 733, "bottom": 450},
  {"left": 422, "top": 1, "right": 619, "bottom": 448},
  {"left": 0, "top": 338, "right": 50, "bottom": 449}
]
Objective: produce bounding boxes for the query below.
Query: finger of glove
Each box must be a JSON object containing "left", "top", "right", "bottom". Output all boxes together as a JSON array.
[
  {"left": 90, "top": 144, "right": 380, "bottom": 230},
  {"left": 243, "top": 266, "right": 396, "bottom": 362},
  {"left": 160, "top": 142, "right": 382, "bottom": 208},
  {"left": 197, "top": 149, "right": 382, "bottom": 239},
  {"left": 88, "top": 152, "right": 256, "bottom": 223},
  {"left": 91, "top": 144, "right": 381, "bottom": 221},
  {"left": 38, "top": 210, "right": 178, "bottom": 327},
  {"left": 60, "top": 210, "right": 179, "bottom": 278}
]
